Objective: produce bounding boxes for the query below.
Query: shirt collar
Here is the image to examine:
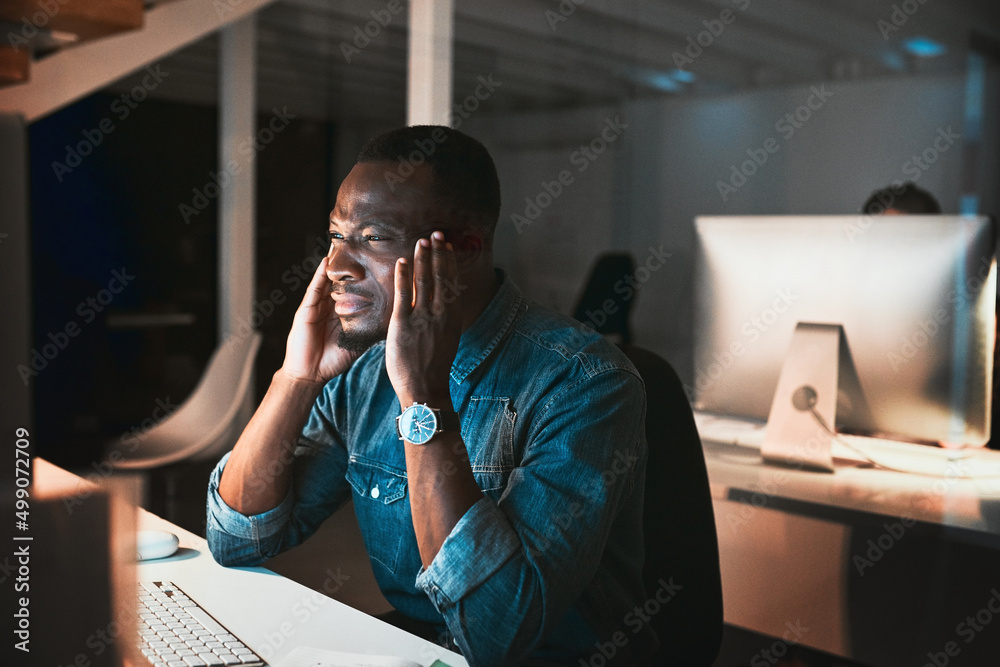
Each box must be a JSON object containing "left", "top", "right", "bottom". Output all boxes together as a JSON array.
[{"left": 451, "top": 269, "right": 525, "bottom": 384}]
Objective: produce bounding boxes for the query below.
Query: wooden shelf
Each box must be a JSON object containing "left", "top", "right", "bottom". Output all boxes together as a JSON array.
[
  {"left": 0, "top": 0, "right": 143, "bottom": 42},
  {"left": 0, "top": 47, "right": 30, "bottom": 87}
]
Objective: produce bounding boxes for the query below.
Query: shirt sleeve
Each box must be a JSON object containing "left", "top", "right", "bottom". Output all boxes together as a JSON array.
[
  {"left": 414, "top": 366, "right": 647, "bottom": 666},
  {"left": 205, "top": 379, "right": 354, "bottom": 567}
]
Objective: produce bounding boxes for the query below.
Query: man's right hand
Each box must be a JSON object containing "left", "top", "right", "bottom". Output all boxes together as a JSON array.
[
  {"left": 220, "top": 256, "right": 357, "bottom": 515},
  {"left": 281, "top": 256, "right": 360, "bottom": 384}
]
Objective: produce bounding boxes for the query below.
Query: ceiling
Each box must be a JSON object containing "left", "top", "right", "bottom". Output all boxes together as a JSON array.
[{"left": 102, "top": 0, "right": 1000, "bottom": 124}]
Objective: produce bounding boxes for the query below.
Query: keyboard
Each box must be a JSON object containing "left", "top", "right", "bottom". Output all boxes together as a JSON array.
[{"left": 137, "top": 581, "right": 266, "bottom": 667}]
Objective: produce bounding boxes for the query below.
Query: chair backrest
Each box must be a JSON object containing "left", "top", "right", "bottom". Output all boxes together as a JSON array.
[
  {"left": 574, "top": 253, "right": 636, "bottom": 343},
  {"left": 108, "top": 331, "right": 262, "bottom": 469},
  {"left": 618, "top": 344, "right": 723, "bottom": 666}
]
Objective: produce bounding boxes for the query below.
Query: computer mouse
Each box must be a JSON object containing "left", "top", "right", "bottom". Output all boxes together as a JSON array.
[{"left": 137, "top": 530, "right": 180, "bottom": 561}]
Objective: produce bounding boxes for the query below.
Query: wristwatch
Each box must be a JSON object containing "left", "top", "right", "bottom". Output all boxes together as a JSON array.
[{"left": 395, "top": 402, "right": 461, "bottom": 445}]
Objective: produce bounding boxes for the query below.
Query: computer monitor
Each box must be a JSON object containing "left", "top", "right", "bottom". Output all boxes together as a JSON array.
[{"left": 692, "top": 215, "right": 996, "bottom": 470}]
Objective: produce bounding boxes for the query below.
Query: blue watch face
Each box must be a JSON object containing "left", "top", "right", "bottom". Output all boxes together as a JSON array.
[{"left": 399, "top": 404, "right": 438, "bottom": 444}]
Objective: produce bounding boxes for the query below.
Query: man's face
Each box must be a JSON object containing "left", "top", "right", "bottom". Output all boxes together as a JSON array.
[{"left": 327, "top": 162, "right": 447, "bottom": 353}]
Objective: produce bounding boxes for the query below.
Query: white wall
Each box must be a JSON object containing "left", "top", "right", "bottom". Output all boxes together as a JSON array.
[{"left": 467, "top": 72, "right": 982, "bottom": 383}]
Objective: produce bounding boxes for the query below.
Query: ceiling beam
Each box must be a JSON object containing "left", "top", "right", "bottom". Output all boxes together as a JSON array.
[
  {"left": 577, "top": 0, "right": 825, "bottom": 80},
  {"left": 0, "top": 0, "right": 280, "bottom": 123},
  {"left": 456, "top": 0, "right": 753, "bottom": 93},
  {"left": 453, "top": 18, "right": 642, "bottom": 98},
  {"left": 699, "top": 0, "right": 902, "bottom": 75}
]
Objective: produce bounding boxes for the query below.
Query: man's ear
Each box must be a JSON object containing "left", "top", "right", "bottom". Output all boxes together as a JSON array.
[{"left": 450, "top": 231, "right": 485, "bottom": 267}]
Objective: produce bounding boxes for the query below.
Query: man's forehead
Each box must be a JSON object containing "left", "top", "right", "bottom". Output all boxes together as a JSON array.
[
  {"left": 328, "top": 206, "right": 411, "bottom": 230},
  {"left": 341, "top": 161, "right": 433, "bottom": 198},
  {"left": 331, "top": 161, "right": 444, "bottom": 223},
  {"left": 330, "top": 189, "right": 425, "bottom": 221}
]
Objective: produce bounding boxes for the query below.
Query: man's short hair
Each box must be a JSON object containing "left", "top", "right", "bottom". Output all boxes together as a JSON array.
[
  {"left": 357, "top": 126, "right": 501, "bottom": 241},
  {"left": 863, "top": 181, "right": 942, "bottom": 215}
]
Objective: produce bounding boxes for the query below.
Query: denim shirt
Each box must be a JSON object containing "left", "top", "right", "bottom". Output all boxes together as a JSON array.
[{"left": 206, "top": 272, "right": 655, "bottom": 666}]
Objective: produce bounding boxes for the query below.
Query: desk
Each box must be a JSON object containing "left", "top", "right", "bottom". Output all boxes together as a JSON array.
[
  {"left": 33, "top": 459, "right": 467, "bottom": 667},
  {"left": 697, "top": 414, "right": 1000, "bottom": 666}
]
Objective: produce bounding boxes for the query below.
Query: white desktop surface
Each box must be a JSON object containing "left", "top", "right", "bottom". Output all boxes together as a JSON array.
[
  {"left": 33, "top": 458, "right": 468, "bottom": 667},
  {"left": 696, "top": 412, "right": 1000, "bottom": 542},
  {"left": 696, "top": 413, "right": 1000, "bottom": 661}
]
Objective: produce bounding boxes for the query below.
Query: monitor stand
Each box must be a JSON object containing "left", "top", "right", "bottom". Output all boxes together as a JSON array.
[{"left": 761, "top": 322, "right": 848, "bottom": 473}]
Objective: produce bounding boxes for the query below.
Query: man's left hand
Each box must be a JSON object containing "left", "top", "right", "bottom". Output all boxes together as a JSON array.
[{"left": 386, "top": 230, "right": 463, "bottom": 408}]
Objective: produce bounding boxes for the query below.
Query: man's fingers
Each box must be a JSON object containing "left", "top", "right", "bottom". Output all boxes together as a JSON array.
[
  {"left": 393, "top": 257, "right": 413, "bottom": 320},
  {"left": 412, "top": 237, "right": 434, "bottom": 311},
  {"left": 302, "top": 256, "right": 331, "bottom": 307},
  {"left": 431, "top": 231, "right": 448, "bottom": 278},
  {"left": 432, "top": 231, "right": 458, "bottom": 314}
]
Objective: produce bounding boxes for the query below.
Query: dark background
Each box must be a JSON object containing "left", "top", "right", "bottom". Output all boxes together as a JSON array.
[{"left": 29, "top": 92, "right": 334, "bottom": 474}]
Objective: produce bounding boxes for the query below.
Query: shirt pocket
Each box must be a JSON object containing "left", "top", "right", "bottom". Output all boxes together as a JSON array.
[
  {"left": 345, "top": 456, "right": 408, "bottom": 574},
  {"left": 462, "top": 396, "right": 517, "bottom": 492}
]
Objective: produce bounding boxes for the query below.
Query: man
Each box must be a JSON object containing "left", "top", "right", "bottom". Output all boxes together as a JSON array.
[
  {"left": 862, "top": 181, "right": 941, "bottom": 215},
  {"left": 206, "top": 126, "right": 654, "bottom": 665},
  {"left": 860, "top": 180, "right": 998, "bottom": 451}
]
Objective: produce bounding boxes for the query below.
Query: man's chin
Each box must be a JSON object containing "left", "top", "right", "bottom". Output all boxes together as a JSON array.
[{"left": 337, "top": 327, "right": 386, "bottom": 355}]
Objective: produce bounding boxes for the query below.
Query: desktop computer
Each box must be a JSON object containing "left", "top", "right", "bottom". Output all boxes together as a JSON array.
[
  {"left": 692, "top": 215, "right": 996, "bottom": 472},
  {"left": 5, "top": 470, "right": 140, "bottom": 667},
  {"left": 7, "top": 463, "right": 267, "bottom": 667}
]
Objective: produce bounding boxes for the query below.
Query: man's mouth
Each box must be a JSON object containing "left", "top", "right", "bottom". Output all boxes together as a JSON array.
[{"left": 331, "top": 291, "right": 373, "bottom": 316}]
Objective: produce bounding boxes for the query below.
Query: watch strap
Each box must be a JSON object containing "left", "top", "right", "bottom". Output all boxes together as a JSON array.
[{"left": 436, "top": 410, "right": 461, "bottom": 433}]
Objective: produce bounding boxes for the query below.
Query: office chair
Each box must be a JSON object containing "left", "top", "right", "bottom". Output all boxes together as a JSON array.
[
  {"left": 574, "top": 253, "right": 636, "bottom": 343},
  {"left": 617, "top": 344, "right": 724, "bottom": 666},
  {"left": 106, "top": 331, "right": 262, "bottom": 520}
]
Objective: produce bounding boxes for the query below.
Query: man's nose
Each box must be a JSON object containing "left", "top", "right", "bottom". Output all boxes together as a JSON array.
[{"left": 326, "top": 241, "right": 364, "bottom": 281}]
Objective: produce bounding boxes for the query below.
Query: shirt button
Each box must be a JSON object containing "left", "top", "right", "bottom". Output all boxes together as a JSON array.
[{"left": 371, "top": 485, "right": 380, "bottom": 499}]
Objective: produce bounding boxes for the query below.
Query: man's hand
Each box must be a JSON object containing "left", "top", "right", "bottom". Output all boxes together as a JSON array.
[
  {"left": 281, "top": 255, "right": 361, "bottom": 385},
  {"left": 387, "top": 231, "right": 481, "bottom": 567},
  {"left": 386, "top": 231, "right": 463, "bottom": 406},
  {"left": 221, "top": 255, "right": 359, "bottom": 515}
]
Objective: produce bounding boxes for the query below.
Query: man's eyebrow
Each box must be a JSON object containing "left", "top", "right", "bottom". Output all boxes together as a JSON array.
[
  {"left": 328, "top": 217, "right": 409, "bottom": 233},
  {"left": 366, "top": 218, "right": 407, "bottom": 232}
]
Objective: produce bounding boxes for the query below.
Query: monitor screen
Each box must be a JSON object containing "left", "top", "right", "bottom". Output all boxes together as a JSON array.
[{"left": 692, "top": 215, "right": 996, "bottom": 447}]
